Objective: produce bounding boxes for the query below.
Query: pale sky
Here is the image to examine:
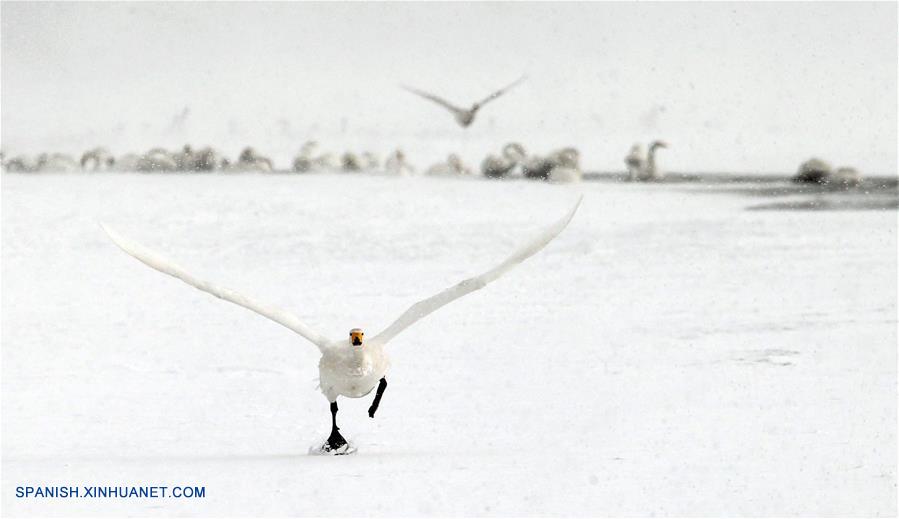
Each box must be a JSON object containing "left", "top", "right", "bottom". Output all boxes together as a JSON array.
[{"left": 2, "top": 1, "right": 896, "bottom": 173}]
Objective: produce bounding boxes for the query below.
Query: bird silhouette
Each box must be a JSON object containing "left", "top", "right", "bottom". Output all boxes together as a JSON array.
[{"left": 401, "top": 75, "right": 527, "bottom": 128}]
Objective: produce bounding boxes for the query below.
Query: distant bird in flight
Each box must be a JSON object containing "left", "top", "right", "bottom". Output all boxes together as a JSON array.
[{"left": 401, "top": 75, "right": 527, "bottom": 128}]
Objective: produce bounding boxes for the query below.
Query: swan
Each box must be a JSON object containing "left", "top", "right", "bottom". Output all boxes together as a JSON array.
[
  {"left": 547, "top": 148, "right": 582, "bottom": 183},
  {"left": 100, "top": 198, "right": 581, "bottom": 454},
  {"left": 341, "top": 152, "right": 362, "bottom": 172},
  {"left": 3, "top": 155, "right": 37, "bottom": 172},
  {"left": 522, "top": 147, "right": 581, "bottom": 181},
  {"left": 360, "top": 152, "right": 380, "bottom": 170},
  {"left": 385, "top": 149, "right": 415, "bottom": 176},
  {"left": 136, "top": 148, "right": 178, "bottom": 172},
  {"left": 81, "top": 147, "right": 116, "bottom": 171},
  {"left": 481, "top": 143, "right": 526, "bottom": 179},
  {"left": 624, "top": 144, "right": 644, "bottom": 181},
  {"left": 293, "top": 141, "right": 319, "bottom": 172},
  {"left": 293, "top": 141, "right": 339, "bottom": 173},
  {"left": 401, "top": 75, "right": 527, "bottom": 128},
  {"left": 521, "top": 154, "right": 554, "bottom": 180},
  {"left": 114, "top": 153, "right": 141, "bottom": 172},
  {"left": 234, "top": 147, "right": 274, "bottom": 172},
  {"left": 831, "top": 166, "right": 862, "bottom": 187},
  {"left": 34, "top": 153, "right": 78, "bottom": 172},
  {"left": 426, "top": 154, "right": 474, "bottom": 176},
  {"left": 638, "top": 140, "right": 668, "bottom": 181},
  {"left": 793, "top": 158, "right": 861, "bottom": 187},
  {"left": 190, "top": 147, "right": 226, "bottom": 171}
]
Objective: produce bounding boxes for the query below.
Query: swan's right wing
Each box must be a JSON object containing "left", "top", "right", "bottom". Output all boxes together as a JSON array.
[
  {"left": 101, "top": 224, "right": 331, "bottom": 351},
  {"left": 401, "top": 85, "right": 466, "bottom": 115},
  {"left": 370, "top": 197, "right": 582, "bottom": 347},
  {"left": 477, "top": 75, "right": 527, "bottom": 106}
]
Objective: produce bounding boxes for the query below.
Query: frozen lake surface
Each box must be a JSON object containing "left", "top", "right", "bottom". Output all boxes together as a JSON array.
[{"left": 2, "top": 172, "right": 896, "bottom": 516}]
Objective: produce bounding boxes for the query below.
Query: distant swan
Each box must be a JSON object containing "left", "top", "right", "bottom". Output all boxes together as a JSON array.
[
  {"left": 481, "top": 143, "right": 526, "bottom": 179},
  {"left": 401, "top": 76, "right": 527, "bottom": 128},
  {"left": 426, "top": 154, "right": 473, "bottom": 177},
  {"left": 793, "top": 158, "right": 861, "bottom": 187},
  {"left": 234, "top": 147, "right": 273, "bottom": 172},
  {"left": 639, "top": 140, "right": 668, "bottom": 181},
  {"left": 624, "top": 144, "right": 644, "bottom": 181},
  {"left": 547, "top": 148, "right": 582, "bottom": 183},
  {"left": 385, "top": 149, "right": 415, "bottom": 176},
  {"left": 523, "top": 147, "right": 582, "bottom": 182},
  {"left": 81, "top": 147, "right": 116, "bottom": 171}
]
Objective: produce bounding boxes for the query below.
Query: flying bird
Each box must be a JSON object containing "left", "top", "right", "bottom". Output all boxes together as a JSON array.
[
  {"left": 101, "top": 197, "right": 581, "bottom": 454},
  {"left": 401, "top": 75, "right": 527, "bottom": 128}
]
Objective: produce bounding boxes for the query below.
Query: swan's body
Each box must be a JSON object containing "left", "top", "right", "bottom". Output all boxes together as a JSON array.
[
  {"left": 234, "top": 147, "right": 273, "bottom": 172},
  {"left": 624, "top": 144, "right": 644, "bottom": 181},
  {"left": 481, "top": 143, "right": 526, "bottom": 179},
  {"left": 341, "top": 152, "right": 362, "bottom": 172},
  {"left": 318, "top": 340, "right": 390, "bottom": 401},
  {"left": 136, "top": 149, "right": 178, "bottom": 172},
  {"left": 426, "top": 154, "right": 473, "bottom": 176},
  {"left": 793, "top": 158, "right": 861, "bottom": 187},
  {"left": 293, "top": 141, "right": 340, "bottom": 173},
  {"left": 385, "top": 149, "right": 415, "bottom": 176},
  {"left": 522, "top": 147, "right": 581, "bottom": 182},
  {"left": 546, "top": 148, "right": 582, "bottom": 183},
  {"left": 401, "top": 76, "right": 526, "bottom": 128},
  {"left": 81, "top": 147, "right": 116, "bottom": 171},
  {"left": 640, "top": 141, "right": 668, "bottom": 180},
  {"left": 101, "top": 197, "right": 581, "bottom": 453}
]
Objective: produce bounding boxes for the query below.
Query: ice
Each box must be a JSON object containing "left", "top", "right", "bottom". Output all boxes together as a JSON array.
[{"left": 1, "top": 172, "right": 896, "bottom": 516}]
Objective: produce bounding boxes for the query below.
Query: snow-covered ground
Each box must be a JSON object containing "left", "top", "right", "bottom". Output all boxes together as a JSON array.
[{"left": 2, "top": 172, "right": 896, "bottom": 516}]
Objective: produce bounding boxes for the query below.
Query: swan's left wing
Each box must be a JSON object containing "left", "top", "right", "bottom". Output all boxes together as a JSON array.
[
  {"left": 100, "top": 224, "right": 331, "bottom": 351},
  {"left": 370, "top": 197, "right": 582, "bottom": 347}
]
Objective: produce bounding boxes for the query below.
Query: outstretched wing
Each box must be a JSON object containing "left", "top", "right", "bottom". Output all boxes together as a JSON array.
[
  {"left": 477, "top": 75, "right": 527, "bottom": 107},
  {"left": 101, "top": 224, "right": 331, "bottom": 351},
  {"left": 401, "top": 85, "right": 467, "bottom": 115},
  {"left": 370, "top": 196, "right": 582, "bottom": 346}
]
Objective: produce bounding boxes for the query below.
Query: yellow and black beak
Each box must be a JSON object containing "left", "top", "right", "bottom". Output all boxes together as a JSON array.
[{"left": 350, "top": 329, "right": 364, "bottom": 347}]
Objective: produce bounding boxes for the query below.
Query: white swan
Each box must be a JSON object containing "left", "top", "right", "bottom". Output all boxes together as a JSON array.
[
  {"left": 546, "top": 148, "right": 582, "bottom": 183},
  {"left": 426, "top": 154, "right": 474, "bottom": 177},
  {"left": 341, "top": 152, "right": 362, "bottom": 172},
  {"left": 384, "top": 149, "right": 415, "bottom": 176},
  {"left": 100, "top": 198, "right": 581, "bottom": 454},
  {"left": 639, "top": 140, "right": 668, "bottom": 181},
  {"left": 793, "top": 158, "right": 861, "bottom": 187},
  {"left": 233, "top": 147, "right": 274, "bottom": 172},
  {"left": 136, "top": 148, "right": 178, "bottom": 172},
  {"left": 81, "top": 147, "right": 116, "bottom": 171},
  {"left": 293, "top": 141, "right": 340, "bottom": 173},
  {"left": 624, "top": 144, "right": 644, "bottom": 181},
  {"left": 481, "top": 143, "right": 526, "bottom": 179},
  {"left": 522, "top": 147, "right": 581, "bottom": 182},
  {"left": 401, "top": 76, "right": 526, "bottom": 128}
]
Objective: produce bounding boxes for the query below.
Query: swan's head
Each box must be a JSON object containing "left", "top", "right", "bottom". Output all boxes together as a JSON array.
[
  {"left": 502, "top": 142, "right": 527, "bottom": 162},
  {"left": 349, "top": 328, "right": 365, "bottom": 347},
  {"left": 650, "top": 140, "right": 669, "bottom": 150}
]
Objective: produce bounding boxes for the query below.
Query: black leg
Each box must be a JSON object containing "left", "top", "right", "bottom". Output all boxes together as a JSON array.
[
  {"left": 368, "top": 377, "right": 388, "bottom": 418},
  {"left": 326, "top": 400, "right": 347, "bottom": 450}
]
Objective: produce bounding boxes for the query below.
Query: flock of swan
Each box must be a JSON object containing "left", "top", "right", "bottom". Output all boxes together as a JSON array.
[
  {"left": 1, "top": 142, "right": 866, "bottom": 187},
  {"left": 1, "top": 77, "right": 866, "bottom": 187}
]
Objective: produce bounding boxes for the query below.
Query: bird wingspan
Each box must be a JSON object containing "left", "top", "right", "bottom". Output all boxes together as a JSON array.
[
  {"left": 370, "top": 196, "right": 582, "bottom": 347},
  {"left": 477, "top": 75, "right": 527, "bottom": 106},
  {"left": 100, "top": 224, "right": 331, "bottom": 351},
  {"left": 400, "top": 85, "right": 466, "bottom": 115}
]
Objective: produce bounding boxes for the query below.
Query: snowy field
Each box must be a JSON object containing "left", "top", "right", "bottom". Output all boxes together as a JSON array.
[{"left": 2, "top": 172, "right": 896, "bottom": 516}]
